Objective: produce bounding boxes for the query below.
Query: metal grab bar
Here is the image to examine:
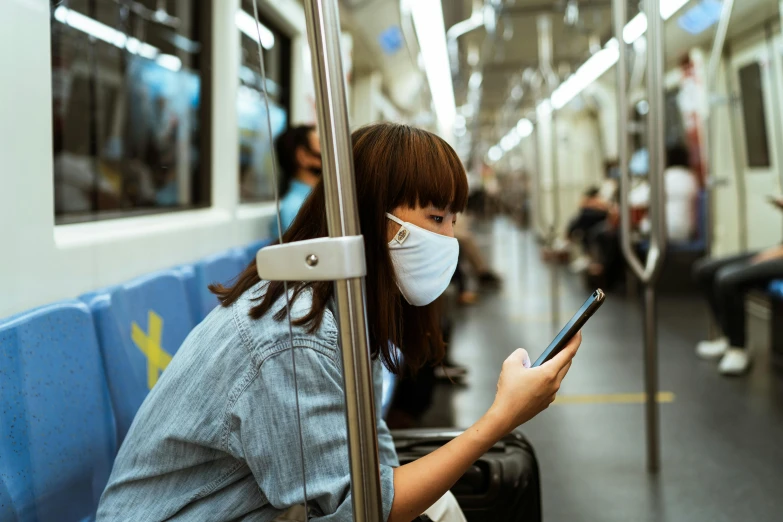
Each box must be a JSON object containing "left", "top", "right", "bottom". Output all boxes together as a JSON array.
[
  {"left": 613, "top": 0, "right": 666, "bottom": 473},
  {"left": 303, "top": 0, "right": 384, "bottom": 519}
]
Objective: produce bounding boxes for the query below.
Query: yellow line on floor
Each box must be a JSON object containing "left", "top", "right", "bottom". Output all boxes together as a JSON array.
[
  {"left": 553, "top": 392, "right": 675, "bottom": 405},
  {"left": 509, "top": 314, "right": 554, "bottom": 323}
]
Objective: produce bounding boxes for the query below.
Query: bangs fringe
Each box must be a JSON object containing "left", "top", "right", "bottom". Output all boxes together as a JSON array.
[{"left": 384, "top": 125, "right": 469, "bottom": 214}]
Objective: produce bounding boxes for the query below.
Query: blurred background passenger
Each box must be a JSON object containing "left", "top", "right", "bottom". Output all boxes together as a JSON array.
[
  {"left": 694, "top": 237, "right": 783, "bottom": 375},
  {"left": 270, "top": 124, "right": 322, "bottom": 236},
  {"left": 628, "top": 144, "right": 699, "bottom": 241}
]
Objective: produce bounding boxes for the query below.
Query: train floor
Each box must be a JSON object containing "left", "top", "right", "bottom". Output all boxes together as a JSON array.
[{"left": 421, "top": 217, "right": 783, "bottom": 522}]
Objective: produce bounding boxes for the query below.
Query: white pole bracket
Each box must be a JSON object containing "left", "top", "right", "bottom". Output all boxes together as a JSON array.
[{"left": 255, "top": 236, "right": 367, "bottom": 281}]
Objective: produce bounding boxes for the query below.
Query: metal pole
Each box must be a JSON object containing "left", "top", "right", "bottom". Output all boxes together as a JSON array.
[
  {"left": 614, "top": 0, "right": 666, "bottom": 473},
  {"left": 705, "top": 0, "right": 736, "bottom": 255},
  {"left": 643, "top": 285, "right": 659, "bottom": 470},
  {"left": 723, "top": 47, "right": 749, "bottom": 252},
  {"left": 537, "top": 14, "right": 561, "bottom": 331},
  {"left": 303, "top": 0, "right": 384, "bottom": 519},
  {"left": 766, "top": 23, "right": 783, "bottom": 191},
  {"left": 644, "top": 0, "right": 665, "bottom": 475},
  {"left": 704, "top": 0, "right": 735, "bottom": 339}
]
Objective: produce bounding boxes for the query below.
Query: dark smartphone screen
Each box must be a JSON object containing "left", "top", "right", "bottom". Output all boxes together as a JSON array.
[{"left": 532, "top": 289, "right": 606, "bottom": 367}]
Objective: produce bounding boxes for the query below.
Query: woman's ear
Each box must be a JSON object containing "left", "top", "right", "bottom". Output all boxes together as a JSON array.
[{"left": 386, "top": 213, "right": 400, "bottom": 243}]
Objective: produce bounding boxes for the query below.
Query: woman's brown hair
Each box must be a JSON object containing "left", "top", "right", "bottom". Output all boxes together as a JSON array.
[{"left": 211, "top": 122, "right": 468, "bottom": 374}]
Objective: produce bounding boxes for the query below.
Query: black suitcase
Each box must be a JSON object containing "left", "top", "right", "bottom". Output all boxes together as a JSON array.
[{"left": 392, "top": 428, "right": 542, "bottom": 522}]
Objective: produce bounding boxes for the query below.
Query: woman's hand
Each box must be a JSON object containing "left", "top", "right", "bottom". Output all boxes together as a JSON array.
[
  {"left": 488, "top": 332, "right": 582, "bottom": 434},
  {"left": 389, "top": 332, "right": 582, "bottom": 522}
]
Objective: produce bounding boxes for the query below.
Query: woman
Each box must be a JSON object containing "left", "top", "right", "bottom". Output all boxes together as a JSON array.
[{"left": 97, "top": 123, "right": 580, "bottom": 521}]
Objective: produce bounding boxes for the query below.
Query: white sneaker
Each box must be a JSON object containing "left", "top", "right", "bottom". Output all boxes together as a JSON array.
[
  {"left": 719, "top": 349, "right": 751, "bottom": 375},
  {"left": 696, "top": 338, "right": 729, "bottom": 359},
  {"left": 569, "top": 256, "right": 591, "bottom": 273}
]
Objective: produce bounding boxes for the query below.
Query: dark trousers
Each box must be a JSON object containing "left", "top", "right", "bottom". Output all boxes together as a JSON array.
[
  {"left": 567, "top": 209, "right": 608, "bottom": 249},
  {"left": 693, "top": 252, "right": 783, "bottom": 348},
  {"left": 587, "top": 222, "right": 624, "bottom": 290}
]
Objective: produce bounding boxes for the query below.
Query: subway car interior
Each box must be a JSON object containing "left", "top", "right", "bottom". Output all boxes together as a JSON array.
[{"left": 4, "top": 0, "right": 783, "bottom": 520}]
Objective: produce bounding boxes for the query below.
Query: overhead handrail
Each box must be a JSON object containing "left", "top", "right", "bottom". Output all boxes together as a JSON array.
[{"left": 613, "top": 0, "right": 666, "bottom": 473}]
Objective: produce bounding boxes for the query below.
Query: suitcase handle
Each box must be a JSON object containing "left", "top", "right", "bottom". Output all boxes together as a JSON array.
[{"left": 392, "top": 429, "right": 506, "bottom": 453}]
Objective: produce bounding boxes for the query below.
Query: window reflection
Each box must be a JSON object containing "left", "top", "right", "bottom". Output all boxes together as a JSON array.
[
  {"left": 238, "top": 2, "right": 291, "bottom": 203},
  {"left": 738, "top": 62, "right": 772, "bottom": 169},
  {"left": 50, "top": 0, "right": 210, "bottom": 223}
]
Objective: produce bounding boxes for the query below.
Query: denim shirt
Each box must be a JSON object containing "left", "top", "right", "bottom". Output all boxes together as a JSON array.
[
  {"left": 97, "top": 283, "right": 398, "bottom": 521},
  {"left": 270, "top": 181, "right": 313, "bottom": 237}
]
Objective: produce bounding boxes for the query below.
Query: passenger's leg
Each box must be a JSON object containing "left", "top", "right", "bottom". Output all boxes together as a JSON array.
[
  {"left": 713, "top": 257, "right": 783, "bottom": 374},
  {"left": 693, "top": 254, "right": 752, "bottom": 322},
  {"left": 692, "top": 253, "right": 756, "bottom": 359}
]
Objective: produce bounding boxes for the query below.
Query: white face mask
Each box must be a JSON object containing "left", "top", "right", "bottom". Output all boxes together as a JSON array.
[{"left": 386, "top": 213, "right": 459, "bottom": 306}]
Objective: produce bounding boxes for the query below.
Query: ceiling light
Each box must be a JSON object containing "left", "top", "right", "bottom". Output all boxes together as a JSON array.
[
  {"left": 235, "top": 9, "right": 275, "bottom": 50},
  {"left": 551, "top": 45, "right": 619, "bottom": 109},
  {"left": 516, "top": 118, "right": 534, "bottom": 137},
  {"left": 410, "top": 0, "right": 457, "bottom": 136},
  {"left": 488, "top": 146, "right": 503, "bottom": 162},
  {"left": 623, "top": 13, "right": 648, "bottom": 43},
  {"left": 469, "top": 72, "right": 483, "bottom": 90}
]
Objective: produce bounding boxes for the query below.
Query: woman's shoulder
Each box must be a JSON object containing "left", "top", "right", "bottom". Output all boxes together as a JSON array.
[{"left": 230, "top": 281, "right": 340, "bottom": 366}]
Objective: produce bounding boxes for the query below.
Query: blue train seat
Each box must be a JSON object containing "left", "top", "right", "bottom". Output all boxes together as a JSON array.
[
  {"left": 0, "top": 477, "right": 13, "bottom": 520},
  {"left": 174, "top": 264, "right": 200, "bottom": 325},
  {"left": 243, "top": 238, "right": 273, "bottom": 266},
  {"left": 769, "top": 280, "right": 783, "bottom": 300},
  {"left": 193, "top": 249, "right": 246, "bottom": 321},
  {"left": 0, "top": 301, "right": 116, "bottom": 521},
  {"left": 84, "top": 270, "right": 194, "bottom": 446}
]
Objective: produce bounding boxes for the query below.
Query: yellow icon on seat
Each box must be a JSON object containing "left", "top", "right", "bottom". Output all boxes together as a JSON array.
[{"left": 131, "top": 310, "right": 173, "bottom": 389}]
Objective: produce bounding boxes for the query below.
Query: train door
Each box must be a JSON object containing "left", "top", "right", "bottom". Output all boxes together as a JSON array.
[{"left": 729, "top": 35, "right": 783, "bottom": 250}]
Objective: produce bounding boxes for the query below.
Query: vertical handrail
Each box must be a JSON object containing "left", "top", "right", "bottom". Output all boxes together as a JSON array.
[
  {"left": 537, "top": 13, "right": 561, "bottom": 331},
  {"left": 723, "top": 46, "right": 750, "bottom": 251},
  {"left": 704, "top": 0, "right": 736, "bottom": 257},
  {"left": 613, "top": 0, "right": 666, "bottom": 473},
  {"left": 303, "top": 0, "right": 384, "bottom": 519},
  {"left": 766, "top": 23, "right": 783, "bottom": 193}
]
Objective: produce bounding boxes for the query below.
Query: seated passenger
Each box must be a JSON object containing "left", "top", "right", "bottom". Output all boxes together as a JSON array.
[
  {"left": 628, "top": 144, "right": 699, "bottom": 241},
  {"left": 567, "top": 186, "right": 611, "bottom": 249},
  {"left": 270, "top": 124, "right": 322, "bottom": 237},
  {"left": 694, "top": 242, "right": 783, "bottom": 375},
  {"left": 96, "top": 123, "right": 580, "bottom": 522}
]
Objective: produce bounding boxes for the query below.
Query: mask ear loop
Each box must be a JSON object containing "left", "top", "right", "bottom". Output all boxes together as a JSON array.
[{"left": 250, "top": 0, "right": 310, "bottom": 517}]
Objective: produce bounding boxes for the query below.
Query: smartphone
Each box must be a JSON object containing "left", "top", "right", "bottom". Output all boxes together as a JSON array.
[{"left": 532, "top": 289, "right": 606, "bottom": 367}]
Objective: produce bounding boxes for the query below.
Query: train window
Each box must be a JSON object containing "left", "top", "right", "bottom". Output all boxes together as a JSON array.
[
  {"left": 738, "top": 62, "right": 771, "bottom": 168},
  {"left": 238, "top": 2, "right": 292, "bottom": 203},
  {"left": 50, "top": 0, "right": 211, "bottom": 224}
]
